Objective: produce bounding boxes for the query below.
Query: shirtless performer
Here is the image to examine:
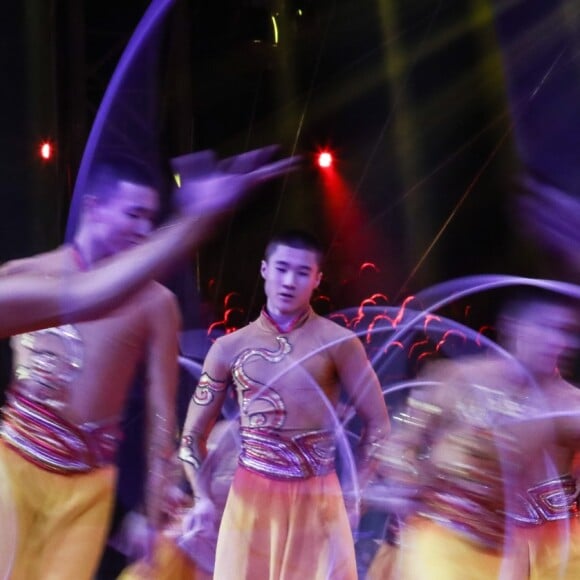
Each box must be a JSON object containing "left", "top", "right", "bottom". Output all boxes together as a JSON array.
[
  {"left": 179, "top": 229, "right": 390, "bottom": 580},
  {"left": 370, "top": 288, "right": 580, "bottom": 580},
  {"left": 504, "top": 292, "right": 580, "bottom": 579},
  {"left": 0, "top": 148, "right": 292, "bottom": 339},
  {"left": 0, "top": 147, "right": 296, "bottom": 580}
]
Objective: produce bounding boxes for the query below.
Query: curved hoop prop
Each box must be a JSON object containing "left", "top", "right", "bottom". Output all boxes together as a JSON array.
[{"left": 65, "top": 0, "right": 177, "bottom": 241}]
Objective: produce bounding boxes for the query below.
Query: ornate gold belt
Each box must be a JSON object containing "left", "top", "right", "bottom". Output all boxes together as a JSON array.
[
  {"left": 239, "top": 426, "right": 336, "bottom": 480},
  {"left": 512, "top": 474, "right": 579, "bottom": 525},
  {"left": 1, "top": 390, "right": 121, "bottom": 473}
]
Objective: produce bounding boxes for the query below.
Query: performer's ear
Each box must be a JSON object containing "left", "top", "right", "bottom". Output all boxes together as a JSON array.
[
  {"left": 260, "top": 260, "right": 267, "bottom": 279},
  {"left": 315, "top": 271, "right": 322, "bottom": 288}
]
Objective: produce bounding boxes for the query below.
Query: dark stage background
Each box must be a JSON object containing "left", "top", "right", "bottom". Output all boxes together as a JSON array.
[
  {"left": 1, "top": 0, "right": 580, "bottom": 575},
  {"left": 4, "top": 1, "right": 580, "bottom": 317}
]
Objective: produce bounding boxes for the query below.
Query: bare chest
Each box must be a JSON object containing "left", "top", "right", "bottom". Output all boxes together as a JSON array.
[
  {"left": 11, "top": 301, "right": 149, "bottom": 413},
  {"left": 231, "top": 333, "right": 339, "bottom": 429}
]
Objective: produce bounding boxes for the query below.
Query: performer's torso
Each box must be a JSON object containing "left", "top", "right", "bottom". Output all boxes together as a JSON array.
[
  {"left": 6, "top": 245, "right": 165, "bottom": 426},
  {"left": 415, "top": 358, "right": 537, "bottom": 546},
  {"left": 216, "top": 310, "right": 350, "bottom": 432}
]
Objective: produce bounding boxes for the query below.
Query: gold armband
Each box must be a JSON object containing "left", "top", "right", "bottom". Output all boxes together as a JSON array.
[{"left": 178, "top": 431, "right": 207, "bottom": 470}]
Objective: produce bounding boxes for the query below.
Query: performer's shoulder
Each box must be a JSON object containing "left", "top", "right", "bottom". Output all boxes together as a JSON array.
[
  {"left": 217, "top": 320, "right": 254, "bottom": 341},
  {"left": 138, "top": 281, "right": 180, "bottom": 317},
  {"left": 550, "top": 377, "right": 580, "bottom": 406},
  {"left": 303, "top": 313, "right": 367, "bottom": 355},
  {"left": 210, "top": 319, "right": 257, "bottom": 352},
  {"left": 0, "top": 246, "right": 68, "bottom": 277},
  {"left": 148, "top": 280, "right": 178, "bottom": 302},
  {"left": 313, "top": 312, "right": 358, "bottom": 339}
]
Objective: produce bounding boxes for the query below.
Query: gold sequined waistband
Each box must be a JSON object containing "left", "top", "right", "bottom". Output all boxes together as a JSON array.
[
  {"left": 0, "top": 391, "right": 121, "bottom": 474},
  {"left": 512, "top": 475, "right": 579, "bottom": 525},
  {"left": 239, "top": 427, "right": 336, "bottom": 480}
]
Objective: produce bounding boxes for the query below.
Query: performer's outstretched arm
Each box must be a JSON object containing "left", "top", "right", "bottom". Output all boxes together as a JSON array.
[
  {"left": 0, "top": 147, "right": 298, "bottom": 337},
  {"left": 0, "top": 213, "right": 203, "bottom": 337}
]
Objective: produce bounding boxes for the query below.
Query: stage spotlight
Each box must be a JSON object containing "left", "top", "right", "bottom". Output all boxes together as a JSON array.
[
  {"left": 39, "top": 141, "right": 54, "bottom": 161},
  {"left": 317, "top": 150, "right": 333, "bottom": 169}
]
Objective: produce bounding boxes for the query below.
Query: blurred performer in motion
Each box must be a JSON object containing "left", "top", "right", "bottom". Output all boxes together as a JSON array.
[
  {"left": 0, "top": 212, "right": 204, "bottom": 338},
  {"left": 179, "top": 230, "right": 390, "bottom": 580},
  {"left": 504, "top": 291, "right": 580, "bottom": 579},
  {"left": 0, "top": 147, "right": 296, "bottom": 580},
  {"left": 369, "top": 287, "right": 580, "bottom": 580},
  {"left": 117, "top": 419, "right": 239, "bottom": 580},
  {"left": 0, "top": 148, "right": 293, "bottom": 339}
]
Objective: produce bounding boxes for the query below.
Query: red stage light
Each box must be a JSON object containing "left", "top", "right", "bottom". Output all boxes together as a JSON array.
[
  {"left": 317, "top": 151, "right": 333, "bottom": 169},
  {"left": 39, "top": 141, "right": 53, "bottom": 160}
]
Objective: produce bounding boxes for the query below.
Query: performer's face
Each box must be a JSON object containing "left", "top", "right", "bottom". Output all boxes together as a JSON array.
[
  {"left": 90, "top": 180, "right": 159, "bottom": 257},
  {"left": 261, "top": 244, "right": 321, "bottom": 318},
  {"left": 510, "top": 302, "right": 578, "bottom": 377}
]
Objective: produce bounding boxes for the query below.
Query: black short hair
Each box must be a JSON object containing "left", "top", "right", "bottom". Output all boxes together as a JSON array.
[
  {"left": 264, "top": 229, "right": 324, "bottom": 267},
  {"left": 85, "top": 155, "right": 159, "bottom": 203}
]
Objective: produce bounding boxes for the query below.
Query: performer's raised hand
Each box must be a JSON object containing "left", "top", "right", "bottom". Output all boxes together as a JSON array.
[{"left": 171, "top": 146, "right": 300, "bottom": 219}]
